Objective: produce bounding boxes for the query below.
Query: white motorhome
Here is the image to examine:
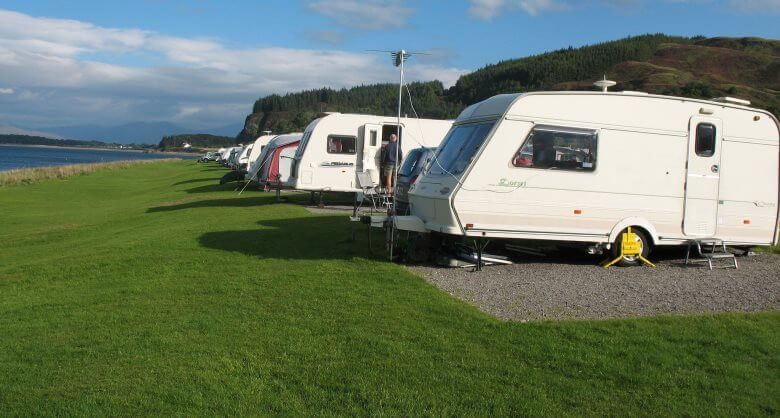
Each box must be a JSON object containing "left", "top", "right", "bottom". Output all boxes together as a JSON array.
[
  {"left": 246, "top": 135, "right": 278, "bottom": 180},
  {"left": 289, "top": 113, "right": 453, "bottom": 193},
  {"left": 398, "top": 91, "right": 779, "bottom": 261},
  {"left": 256, "top": 133, "right": 304, "bottom": 189}
]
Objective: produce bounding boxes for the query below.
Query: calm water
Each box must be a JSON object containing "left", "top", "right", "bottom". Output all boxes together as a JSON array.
[{"left": 0, "top": 145, "right": 193, "bottom": 171}]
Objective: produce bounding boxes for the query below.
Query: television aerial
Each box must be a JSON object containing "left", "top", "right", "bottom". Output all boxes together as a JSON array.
[{"left": 594, "top": 75, "right": 617, "bottom": 92}]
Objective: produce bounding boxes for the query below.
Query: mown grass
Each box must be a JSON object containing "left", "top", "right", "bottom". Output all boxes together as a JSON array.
[
  {"left": 0, "top": 158, "right": 179, "bottom": 186},
  {"left": 0, "top": 160, "right": 777, "bottom": 415}
]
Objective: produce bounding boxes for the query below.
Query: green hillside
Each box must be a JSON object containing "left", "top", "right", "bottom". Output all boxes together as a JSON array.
[{"left": 238, "top": 34, "right": 779, "bottom": 140}]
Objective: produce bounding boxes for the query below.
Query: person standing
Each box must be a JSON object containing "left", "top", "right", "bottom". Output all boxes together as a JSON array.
[{"left": 383, "top": 133, "right": 400, "bottom": 193}]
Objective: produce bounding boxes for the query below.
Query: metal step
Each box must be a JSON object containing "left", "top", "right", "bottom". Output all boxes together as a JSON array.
[{"left": 685, "top": 239, "right": 738, "bottom": 270}]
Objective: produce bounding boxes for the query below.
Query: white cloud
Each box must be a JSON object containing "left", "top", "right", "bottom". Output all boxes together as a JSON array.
[
  {"left": 0, "top": 87, "right": 13, "bottom": 94},
  {"left": 467, "top": 0, "right": 777, "bottom": 19},
  {"left": 306, "top": 0, "right": 413, "bottom": 29},
  {"left": 728, "top": 0, "right": 780, "bottom": 13},
  {"left": 468, "top": 0, "right": 566, "bottom": 19},
  {"left": 0, "top": 8, "right": 467, "bottom": 129}
]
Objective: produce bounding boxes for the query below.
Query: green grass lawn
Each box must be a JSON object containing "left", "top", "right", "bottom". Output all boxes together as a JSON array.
[{"left": 1, "top": 160, "right": 778, "bottom": 415}]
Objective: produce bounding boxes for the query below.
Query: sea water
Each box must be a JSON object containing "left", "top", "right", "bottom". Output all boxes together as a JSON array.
[{"left": 0, "top": 145, "right": 192, "bottom": 171}]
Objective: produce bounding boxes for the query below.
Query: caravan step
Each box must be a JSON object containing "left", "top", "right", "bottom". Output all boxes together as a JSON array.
[{"left": 685, "top": 239, "right": 738, "bottom": 270}]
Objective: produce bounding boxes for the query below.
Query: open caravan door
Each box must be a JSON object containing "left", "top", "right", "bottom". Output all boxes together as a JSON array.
[
  {"left": 357, "top": 124, "right": 382, "bottom": 184},
  {"left": 683, "top": 116, "right": 723, "bottom": 236}
]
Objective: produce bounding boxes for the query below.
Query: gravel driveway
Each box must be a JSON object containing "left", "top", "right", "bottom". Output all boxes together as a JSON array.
[{"left": 407, "top": 250, "right": 780, "bottom": 321}]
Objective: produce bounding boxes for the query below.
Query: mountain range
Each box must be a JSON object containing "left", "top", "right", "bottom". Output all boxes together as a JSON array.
[{"left": 0, "top": 121, "right": 243, "bottom": 144}]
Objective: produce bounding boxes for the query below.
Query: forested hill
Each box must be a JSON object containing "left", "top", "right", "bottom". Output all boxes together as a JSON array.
[
  {"left": 158, "top": 134, "right": 236, "bottom": 151},
  {"left": 238, "top": 82, "right": 459, "bottom": 141},
  {"left": 0, "top": 134, "right": 124, "bottom": 149},
  {"left": 238, "top": 34, "right": 779, "bottom": 141}
]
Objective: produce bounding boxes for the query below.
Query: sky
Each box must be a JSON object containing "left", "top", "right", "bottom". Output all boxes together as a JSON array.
[{"left": 0, "top": 0, "right": 777, "bottom": 131}]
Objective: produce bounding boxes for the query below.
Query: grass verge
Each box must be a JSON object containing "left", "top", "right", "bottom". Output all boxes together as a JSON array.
[
  {"left": 0, "top": 158, "right": 179, "bottom": 186},
  {"left": 0, "top": 161, "right": 777, "bottom": 415}
]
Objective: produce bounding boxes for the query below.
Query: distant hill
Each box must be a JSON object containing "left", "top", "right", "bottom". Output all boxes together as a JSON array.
[
  {"left": 0, "top": 134, "right": 124, "bottom": 149},
  {"left": 158, "top": 134, "right": 237, "bottom": 151},
  {"left": 40, "top": 121, "right": 245, "bottom": 145},
  {"left": 238, "top": 34, "right": 779, "bottom": 140},
  {"left": 0, "top": 125, "right": 62, "bottom": 139}
]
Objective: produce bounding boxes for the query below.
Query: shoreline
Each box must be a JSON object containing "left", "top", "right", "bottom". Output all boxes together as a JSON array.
[{"left": 0, "top": 143, "right": 197, "bottom": 157}]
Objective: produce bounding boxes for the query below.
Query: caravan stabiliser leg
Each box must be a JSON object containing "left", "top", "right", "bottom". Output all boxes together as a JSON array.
[{"left": 472, "top": 239, "right": 491, "bottom": 272}]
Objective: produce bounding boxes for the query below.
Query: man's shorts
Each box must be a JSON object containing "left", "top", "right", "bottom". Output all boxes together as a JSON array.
[{"left": 382, "top": 164, "right": 396, "bottom": 177}]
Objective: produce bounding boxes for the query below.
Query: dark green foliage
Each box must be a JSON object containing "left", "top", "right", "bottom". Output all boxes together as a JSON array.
[
  {"left": 0, "top": 134, "right": 121, "bottom": 148},
  {"left": 246, "top": 82, "right": 461, "bottom": 136},
  {"left": 447, "top": 34, "right": 690, "bottom": 105},
  {"left": 240, "top": 34, "right": 779, "bottom": 139},
  {"left": 158, "top": 134, "right": 237, "bottom": 150}
]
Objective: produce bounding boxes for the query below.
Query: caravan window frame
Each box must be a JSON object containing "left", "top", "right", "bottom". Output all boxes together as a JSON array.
[
  {"left": 326, "top": 135, "right": 357, "bottom": 155},
  {"left": 695, "top": 123, "right": 716, "bottom": 157},
  {"left": 512, "top": 125, "right": 599, "bottom": 172}
]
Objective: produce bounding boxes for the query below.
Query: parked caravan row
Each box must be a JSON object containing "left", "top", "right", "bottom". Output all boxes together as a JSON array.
[
  {"left": 197, "top": 88, "right": 778, "bottom": 264},
  {"left": 394, "top": 91, "right": 779, "bottom": 262}
]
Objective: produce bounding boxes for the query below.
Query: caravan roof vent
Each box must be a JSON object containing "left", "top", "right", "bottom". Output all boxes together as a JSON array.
[
  {"left": 594, "top": 75, "right": 616, "bottom": 92},
  {"left": 712, "top": 97, "right": 751, "bottom": 106}
]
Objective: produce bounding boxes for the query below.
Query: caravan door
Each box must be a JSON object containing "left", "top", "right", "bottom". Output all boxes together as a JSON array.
[
  {"left": 358, "top": 124, "right": 382, "bottom": 183},
  {"left": 683, "top": 116, "right": 723, "bottom": 236}
]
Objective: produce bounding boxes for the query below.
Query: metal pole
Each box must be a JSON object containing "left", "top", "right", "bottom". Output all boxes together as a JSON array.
[{"left": 389, "top": 50, "right": 404, "bottom": 261}]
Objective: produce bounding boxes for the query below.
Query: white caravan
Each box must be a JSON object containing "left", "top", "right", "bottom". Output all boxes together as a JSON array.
[
  {"left": 216, "top": 148, "right": 228, "bottom": 162},
  {"left": 246, "top": 135, "right": 278, "bottom": 180},
  {"left": 289, "top": 113, "right": 453, "bottom": 193},
  {"left": 256, "top": 133, "right": 304, "bottom": 189},
  {"left": 227, "top": 146, "right": 243, "bottom": 169},
  {"left": 219, "top": 147, "right": 238, "bottom": 164},
  {"left": 399, "top": 91, "right": 779, "bottom": 258},
  {"left": 237, "top": 144, "right": 253, "bottom": 171}
]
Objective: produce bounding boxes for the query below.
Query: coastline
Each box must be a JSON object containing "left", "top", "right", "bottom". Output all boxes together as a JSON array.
[{"left": 0, "top": 143, "right": 197, "bottom": 157}]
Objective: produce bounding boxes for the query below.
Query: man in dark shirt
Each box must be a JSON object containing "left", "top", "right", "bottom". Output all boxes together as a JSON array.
[{"left": 383, "top": 134, "right": 400, "bottom": 193}]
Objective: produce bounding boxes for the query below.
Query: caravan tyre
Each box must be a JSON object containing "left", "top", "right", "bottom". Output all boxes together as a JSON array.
[{"left": 612, "top": 227, "right": 651, "bottom": 267}]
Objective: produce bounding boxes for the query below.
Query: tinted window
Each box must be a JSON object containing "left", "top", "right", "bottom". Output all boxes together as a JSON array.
[
  {"left": 399, "top": 149, "right": 423, "bottom": 177},
  {"left": 327, "top": 135, "right": 356, "bottom": 154},
  {"left": 695, "top": 123, "right": 716, "bottom": 157},
  {"left": 429, "top": 122, "right": 494, "bottom": 176},
  {"left": 512, "top": 125, "right": 597, "bottom": 171}
]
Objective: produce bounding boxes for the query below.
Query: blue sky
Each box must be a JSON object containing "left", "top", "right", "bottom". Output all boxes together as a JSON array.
[{"left": 0, "top": 0, "right": 777, "bottom": 130}]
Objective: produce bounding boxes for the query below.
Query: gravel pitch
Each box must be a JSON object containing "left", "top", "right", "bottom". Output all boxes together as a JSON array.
[{"left": 407, "top": 250, "right": 780, "bottom": 321}]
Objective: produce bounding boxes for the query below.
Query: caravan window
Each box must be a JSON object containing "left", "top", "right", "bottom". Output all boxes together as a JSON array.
[
  {"left": 513, "top": 125, "right": 597, "bottom": 171},
  {"left": 327, "top": 135, "right": 356, "bottom": 154},
  {"left": 428, "top": 122, "right": 494, "bottom": 176},
  {"left": 695, "top": 123, "right": 716, "bottom": 157}
]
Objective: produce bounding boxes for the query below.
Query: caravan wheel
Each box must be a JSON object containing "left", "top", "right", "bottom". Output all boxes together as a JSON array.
[{"left": 611, "top": 227, "right": 651, "bottom": 267}]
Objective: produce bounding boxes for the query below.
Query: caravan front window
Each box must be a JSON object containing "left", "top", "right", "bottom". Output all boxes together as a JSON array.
[
  {"left": 327, "top": 135, "right": 356, "bottom": 154},
  {"left": 428, "top": 122, "right": 494, "bottom": 176},
  {"left": 513, "top": 125, "right": 597, "bottom": 171}
]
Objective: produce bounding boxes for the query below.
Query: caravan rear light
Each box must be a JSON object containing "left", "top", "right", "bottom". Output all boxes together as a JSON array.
[
  {"left": 574, "top": 209, "right": 582, "bottom": 215},
  {"left": 465, "top": 223, "right": 474, "bottom": 229},
  {"left": 744, "top": 219, "right": 751, "bottom": 225}
]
